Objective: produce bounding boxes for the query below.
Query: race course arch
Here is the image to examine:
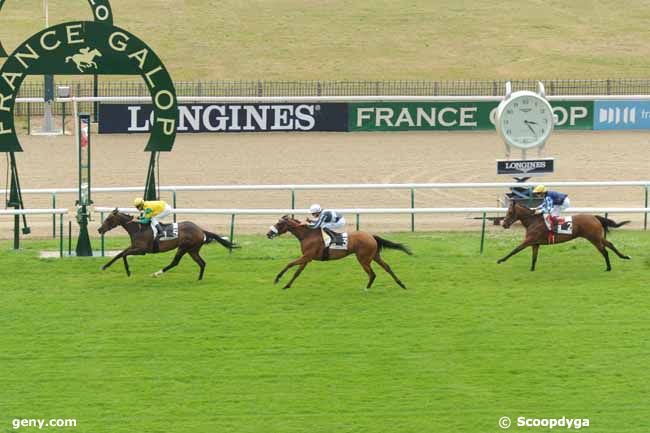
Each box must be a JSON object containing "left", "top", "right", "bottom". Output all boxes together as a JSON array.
[
  {"left": 0, "top": 0, "right": 114, "bottom": 57},
  {"left": 0, "top": 21, "right": 178, "bottom": 152}
]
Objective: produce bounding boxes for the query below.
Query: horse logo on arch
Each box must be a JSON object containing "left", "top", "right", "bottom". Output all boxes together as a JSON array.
[{"left": 65, "top": 47, "right": 103, "bottom": 72}]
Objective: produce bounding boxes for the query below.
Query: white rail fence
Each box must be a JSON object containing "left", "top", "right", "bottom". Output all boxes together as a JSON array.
[
  {"left": 0, "top": 208, "right": 68, "bottom": 253},
  {"left": 94, "top": 206, "right": 650, "bottom": 256},
  {"left": 5, "top": 181, "right": 650, "bottom": 236}
]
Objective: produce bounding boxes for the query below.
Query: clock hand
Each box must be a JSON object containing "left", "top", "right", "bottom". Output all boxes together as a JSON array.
[
  {"left": 524, "top": 121, "right": 537, "bottom": 137},
  {"left": 524, "top": 120, "right": 539, "bottom": 125}
]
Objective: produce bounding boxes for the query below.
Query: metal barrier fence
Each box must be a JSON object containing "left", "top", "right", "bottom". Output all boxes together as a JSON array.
[
  {"left": 94, "top": 206, "right": 650, "bottom": 257},
  {"left": 0, "top": 208, "right": 67, "bottom": 254},
  {"left": 14, "top": 78, "right": 650, "bottom": 117}
]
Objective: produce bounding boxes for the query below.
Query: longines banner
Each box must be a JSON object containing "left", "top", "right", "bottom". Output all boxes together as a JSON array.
[
  {"left": 99, "top": 103, "right": 348, "bottom": 133},
  {"left": 349, "top": 101, "right": 594, "bottom": 131},
  {"left": 99, "top": 100, "right": 594, "bottom": 133}
]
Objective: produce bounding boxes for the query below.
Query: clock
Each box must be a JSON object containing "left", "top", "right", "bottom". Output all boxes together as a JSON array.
[{"left": 496, "top": 90, "right": 554, "bottom": 151}]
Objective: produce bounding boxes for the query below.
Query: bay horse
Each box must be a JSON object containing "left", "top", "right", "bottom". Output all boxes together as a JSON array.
[
  {"left": 498, "top": 201, "right": 631, "bottom": 271},
  {"left": 98, "top": 209, "right": 235, "bottom": 280},
  {"left": 266, "top": 215, "right": 411, "bottom": 290}
]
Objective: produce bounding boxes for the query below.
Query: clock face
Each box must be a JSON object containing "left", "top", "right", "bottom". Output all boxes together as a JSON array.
[{"left": 496, "top": 91, "right": 554, "bottom": 150}]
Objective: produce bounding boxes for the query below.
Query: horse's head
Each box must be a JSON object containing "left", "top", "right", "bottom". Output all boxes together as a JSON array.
[
  {"left": 502, "top": 200, "right": 534, "bottom": 229},
  {"left": 98, "top": 208, "right": 127, "bottom": 234},
  {"left": 267, "top": 215, "right": 301, "bottom": 239},
  {"left": 502, "top": 200, "right": 518, "bottom": 229}
]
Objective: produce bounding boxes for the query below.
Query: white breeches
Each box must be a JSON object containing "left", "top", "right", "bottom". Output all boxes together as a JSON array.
[
  {"left": 151, "top": 205, "right": 173, "bottom": 236},
  {"left": 551, "top": 198, "right": 570, "bottom": 217},
  {"left": 322, "top": 218, "right": 346, "bottom": 232}
]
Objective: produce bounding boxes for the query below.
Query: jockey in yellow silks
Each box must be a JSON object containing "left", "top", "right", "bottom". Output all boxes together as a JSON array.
[{"left": 133, "top": 198, "right": 172, "bottom": 240}]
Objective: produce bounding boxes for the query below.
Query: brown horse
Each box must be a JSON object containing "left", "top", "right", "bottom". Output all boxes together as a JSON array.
[
  {"left": 498, "top": 201, "right": 631, "bottom": 271},
  {"left": 98, "top": 209, "right": 235, "bottom": 280},
  {"left": 266, "top": 215, "right": 411, "bottom": 290}
]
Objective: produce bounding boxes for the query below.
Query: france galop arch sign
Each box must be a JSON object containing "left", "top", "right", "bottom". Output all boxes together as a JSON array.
[
  {"left": 0, "top": 0, "right": 178, "bottom": 213},
  {"left": 0, "top": 21, "right": 178, "bottom": 152}
]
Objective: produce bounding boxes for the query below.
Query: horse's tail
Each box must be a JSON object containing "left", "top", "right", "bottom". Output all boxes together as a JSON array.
[
  {"left": 203, "top": 230, "right": 238, "bottom": 249},
  {"left": 65, "top": 56, "right": 72, "bottom": 63},
  {"left": 595, "top": 215, "right": 630, "bottom": 233},
  {"left": 373, "top": 235, "right": 412, "bottom": 255}
]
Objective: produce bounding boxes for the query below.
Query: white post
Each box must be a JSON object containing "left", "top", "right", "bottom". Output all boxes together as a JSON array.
[{"left": 38, "top": 0, "right": 58, "bottom": 135}]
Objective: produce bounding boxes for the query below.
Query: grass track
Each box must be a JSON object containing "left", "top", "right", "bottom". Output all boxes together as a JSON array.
[
  {"left": 0, "top": 230, "right": 648, "bottom": 432},
  {"left": 2, "top": 0, "right": 650, "bottom": 79}
]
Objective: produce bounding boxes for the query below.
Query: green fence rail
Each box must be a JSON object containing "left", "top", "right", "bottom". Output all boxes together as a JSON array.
[{"left": 14, "top": 78, "right": 650, "bottom": 118}]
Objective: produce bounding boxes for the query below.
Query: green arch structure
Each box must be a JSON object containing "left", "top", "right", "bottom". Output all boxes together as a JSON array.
[
  {"left": 0, "top": 21, "right": 178, "bottom": 152},
  {"left": 0, "top": 0, "right": 114, "bottom": 57}
]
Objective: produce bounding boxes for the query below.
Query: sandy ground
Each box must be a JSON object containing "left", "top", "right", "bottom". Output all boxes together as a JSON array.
[{"left": 1, "top": 130, "right": 649, "bottom": 240}]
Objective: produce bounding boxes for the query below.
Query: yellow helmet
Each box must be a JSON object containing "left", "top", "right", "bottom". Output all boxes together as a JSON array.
[
  {"left": 533, "top": 185, "right": 547, "bottom": 194},
  {"left": 133, "top": 197, "right": 145, "bottom": 207}
]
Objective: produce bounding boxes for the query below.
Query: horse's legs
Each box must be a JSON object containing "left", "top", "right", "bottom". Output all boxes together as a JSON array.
[
  {"left": 122, "top": 255, "right": 131, "bottom": 277},
  {"left": 102, "top": 248, "right": 128, "bottom": 270},
  {"left": 153, "top": 249, "right": 187, "bottom": 278},
  {"left": 188, "top": 249, "right": 207, "bottom": 280},
  {"left": 530, "top": 244, "right": 540, "bottom": 271},
  {"left": 374, "top": 256, "right": 407, "bottom": 289},
  {"left": 587, "top": 239, "right": 612, "bottom": 271},
  {"left": 355, "top": 254, "right": 376, "bottom": 290},
  {"left": 604, "top": 240, "right": 631, "bottom": 260},
  {"left": 102, "top": 247, "right": 144, "bottom": 276},
  {"left": 274, "top": 256, "right": 308, "bottom": 284},
  {"left": 497, "top": 240, "right": 531, "bottom": 264},
  {"left": 282, "top": 262, "right": 309, "bottom": 290}
]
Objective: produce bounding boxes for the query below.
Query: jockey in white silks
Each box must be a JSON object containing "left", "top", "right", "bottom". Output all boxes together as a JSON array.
[{"left": 307, "top": 204, "right": 346, "bottom": 245}]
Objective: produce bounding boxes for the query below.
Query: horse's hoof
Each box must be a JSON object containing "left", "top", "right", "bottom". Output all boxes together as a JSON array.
[
  {"left": 101, "top": 266, "right": 106, "bottom": 271},
  {"left": 497, "top": 260, "right": 503, "bottom": 264},
  {"left": 152, "top": 270, "right": 164, "bottom": 278},
  {"left": 606, "top": 268, "right": 612, "bottom": 272},
  {"left": 624, "top": 255, "right": 632, "bottom": 260},
  {"left": 282, "top": 285, "right": 290, "bottom": 290}
]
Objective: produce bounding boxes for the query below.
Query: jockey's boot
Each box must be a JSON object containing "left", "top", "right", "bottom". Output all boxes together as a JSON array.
[
  {"left": 323, "top": 228, "right": 341, "bottom": 245},
  {"left": 153, "top": 223, "right": 163, "bottom": 241}
]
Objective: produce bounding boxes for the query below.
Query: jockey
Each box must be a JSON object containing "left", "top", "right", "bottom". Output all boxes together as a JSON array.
[
  {"left": 306, "top": 204, "right": 346, "bottom": 240},
  {"left": 133, "top": 197, "right": 172, "bottom": 241},
  {"left": 532, "top": 185, "right": 570, "bottom": 232}
]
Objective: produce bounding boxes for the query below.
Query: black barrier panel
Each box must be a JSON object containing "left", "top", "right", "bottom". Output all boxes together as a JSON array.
[{"left": 99, "top": 103, "right": 348, "bottom": 133}]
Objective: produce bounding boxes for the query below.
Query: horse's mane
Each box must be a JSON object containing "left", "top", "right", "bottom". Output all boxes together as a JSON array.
[{"left": 281, "top": 215, "right": 303, "bottom": 225}]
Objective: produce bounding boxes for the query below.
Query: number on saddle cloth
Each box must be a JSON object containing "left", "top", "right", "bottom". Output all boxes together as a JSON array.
[{"left": 158, "top": 223, "right": 179, "bottom": 240}]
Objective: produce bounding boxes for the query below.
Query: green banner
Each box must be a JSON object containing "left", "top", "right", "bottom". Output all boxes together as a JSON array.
[{"left": 349, "top": 101, "right": 593, "bottom": 131}]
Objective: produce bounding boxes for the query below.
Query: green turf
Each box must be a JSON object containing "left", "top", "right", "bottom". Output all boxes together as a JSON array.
[
  {"left": 0, "top": 230, "right": 648, "bottom": 433},
  {"left": 2, "top": 0, "right": 650, "bottom": 80}
]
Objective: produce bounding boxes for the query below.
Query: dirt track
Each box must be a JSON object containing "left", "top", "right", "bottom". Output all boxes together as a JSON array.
[{"left": 1, "top": 130, "right": 649, "bottom": 240}]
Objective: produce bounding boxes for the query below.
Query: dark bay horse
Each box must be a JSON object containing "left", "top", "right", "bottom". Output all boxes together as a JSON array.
[
  {"left": 266, "top": 215, "right": 411, "bottom": 290},
  {"left": 98, "top": 209, "right": 235, "bottom": 280},
  {"left": 498, "top": 201, "right": 631, "bottom": 271}
]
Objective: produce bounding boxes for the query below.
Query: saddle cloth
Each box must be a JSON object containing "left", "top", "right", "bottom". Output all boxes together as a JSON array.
[
  {"left": 544, "top": 215, "right": 573, "bottom": 235},
  {"left": 157, "top": 222, "right": 179, "bottom": 240},
  {"left": 322, "top": 230, "right": 349, "bottom": 250}
]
